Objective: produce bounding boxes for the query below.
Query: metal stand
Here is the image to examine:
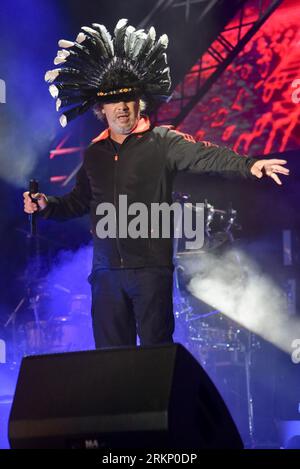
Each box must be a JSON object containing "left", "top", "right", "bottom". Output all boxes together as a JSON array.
[
  {"left": 244, "top": 331, "right": 256, "bottom": 448},
  {"left": 172, "top": 196, "right": 258, "bottom": 447},
  {"left": 4, "top": 298, "right": 26, "bottom": 365},
  {"left": 4, "top": 214, "right": 42, "bottom": 362}
]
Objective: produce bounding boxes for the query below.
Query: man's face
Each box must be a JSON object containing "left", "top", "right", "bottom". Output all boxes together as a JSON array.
[{"left": 102, "top": 98, "right": 140, "bottom": 135}]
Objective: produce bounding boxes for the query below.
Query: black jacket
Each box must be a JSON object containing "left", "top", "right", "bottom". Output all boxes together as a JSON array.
[{"left": 41, "top": 117, "right": 258, "bottom": 270}]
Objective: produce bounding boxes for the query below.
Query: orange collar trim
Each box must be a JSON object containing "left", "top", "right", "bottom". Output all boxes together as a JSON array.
[{"left": 92, "top": 116, "right": 151, "bottom": 143}]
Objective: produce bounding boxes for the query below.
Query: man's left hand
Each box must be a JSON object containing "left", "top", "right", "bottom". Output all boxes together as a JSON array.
[{"left": 250, "top": 159, "right": 290, "bottom": 185}]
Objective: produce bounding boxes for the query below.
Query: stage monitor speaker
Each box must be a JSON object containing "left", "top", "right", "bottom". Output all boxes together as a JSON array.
[{"left": 8, "top": 343, "right": 243, "bottom": 449}]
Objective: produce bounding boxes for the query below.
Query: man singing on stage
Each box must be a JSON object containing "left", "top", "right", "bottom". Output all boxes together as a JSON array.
[{"left": 23, "top": 19, "right": 289, "bottom": 349}]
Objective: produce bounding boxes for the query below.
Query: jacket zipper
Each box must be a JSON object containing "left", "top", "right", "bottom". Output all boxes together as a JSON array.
[{"left": 113, "top": 153, "right": 124, "bottom": 267}]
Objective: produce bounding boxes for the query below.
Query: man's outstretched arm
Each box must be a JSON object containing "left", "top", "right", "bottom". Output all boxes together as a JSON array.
[{"left": 165, "top": 129, "right": 289, "bottom": 184}]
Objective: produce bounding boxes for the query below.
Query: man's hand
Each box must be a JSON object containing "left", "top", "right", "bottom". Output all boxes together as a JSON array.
[
  {"left": 250, "top": 159, "right": 289, "bottom": 185},
  {"left": 23, "top": 192, "right": 48, "bottom": 214}
]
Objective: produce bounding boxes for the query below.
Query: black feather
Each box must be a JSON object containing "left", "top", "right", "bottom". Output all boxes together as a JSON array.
[
  {"left": 60, "top": 99, "right": 95, "bottom": 127},
  {"left": 92, "top": 23, "right": 114, "bottom": 58},
  {"left": 113, "top": 18, "right": 128, "bottom": 57}
]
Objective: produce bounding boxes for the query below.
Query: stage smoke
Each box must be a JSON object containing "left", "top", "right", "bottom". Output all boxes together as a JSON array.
[{"left": 187, "top": 248, "right": 300, "bottom": 354}]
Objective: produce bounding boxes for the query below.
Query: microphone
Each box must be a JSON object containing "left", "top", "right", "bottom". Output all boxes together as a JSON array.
[{"left": 29, "top": 179, "right": 39, "bottom": 237}]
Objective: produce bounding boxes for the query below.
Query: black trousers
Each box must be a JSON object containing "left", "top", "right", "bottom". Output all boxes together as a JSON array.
[{"left": 88, "top": 267, "right": 174, "bottom": 348}]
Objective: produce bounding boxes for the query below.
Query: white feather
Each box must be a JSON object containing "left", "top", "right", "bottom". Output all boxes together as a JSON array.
[
  {"left": 149, "top": 27, "right": 156, "bottom": 41},
  {"left": 115, "top": 18, "right": 128, "bottom": 30},
  {"left": 56, "top": 99, "right": 62, "bottom": 111},
  {"left": 76, "top": 32, "right": 86, "bottom": 43},
  {"left": 137, "top": 31, "right": 147, "bottom": 40},
  {"left": 58, "top": 39, "right": 74, "bottom": 48},
  {"left": 81, "top": 26, "right": 98, "bottom": 36},
  {"left": 49, "top": 85, "right": 59, "bottom": 98},
  {"left": 44, "top": 69, "right": 60, "bottom": 83},
  {"left": 160, "top": 34, "right": 169, "bottom": 47},
  {"left": 126, "top": 26, "right": 135, "bottom": 34},
  {"left": 60, "top": 115, "right": 67, "bottom": 127},
  {"left": 54, "top": 56, "right": 66, "bottom": 65},
  {"left": 57, "top": 49, "right": 70, "bottom": 59}
]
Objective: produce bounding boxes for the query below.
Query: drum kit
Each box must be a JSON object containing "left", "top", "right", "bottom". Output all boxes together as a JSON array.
[
  {"left": 172, "top": 194, "right": 252, "bottom": 354},
  {"left": 5, "top": 286, "right": 94, "bottom": 360},
  {"left": 173, "top": 194, "right": 243, "bottom": 344},
  {"left": 18, "top": 313, "right": 94, "bottom": 357},
  {"left": 172, "top": 194, "right": 260, "bottom": 446}
]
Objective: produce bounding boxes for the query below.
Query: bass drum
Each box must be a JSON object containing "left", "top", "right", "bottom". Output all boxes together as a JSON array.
[
  {"left": 19, "top": 316, "right": 94, "bottom": 356},
  {"left": 49, "top": 316, "right": 94, "bottom": 353},
  {"left": 19, "top": 321, "right": 50, "bottom": 355},
  {"left": 188, "top": 319, "right": 245, "bottom": 352},
  {"left": 186, "top": 313, "right": 248, "bottom": 368}
]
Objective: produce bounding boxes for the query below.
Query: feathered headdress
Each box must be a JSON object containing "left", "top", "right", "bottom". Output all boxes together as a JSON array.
[{"left": 45, "top": 19, "right": 171, "bottom": 127}]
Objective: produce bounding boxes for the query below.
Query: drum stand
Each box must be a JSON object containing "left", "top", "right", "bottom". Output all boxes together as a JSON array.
[
  {"left": 244, "top": 331, "right": 260, "bottom": 448},
  {"left": 4, "top": 221, "right": 43, "bottom": 362},
  {"left": 229, "top": 249, "right": 258, "bottom": 447},
  {"left": 4, "top": 298, "right": 26, "bottom": 365},
  {"left": 4, "top": 286, "right": 44, "bottom": 362}
]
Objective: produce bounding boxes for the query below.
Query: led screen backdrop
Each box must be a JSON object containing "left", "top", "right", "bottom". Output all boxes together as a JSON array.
[{"left": 158, "top": 0, "right": 300, "bottom": 156}]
